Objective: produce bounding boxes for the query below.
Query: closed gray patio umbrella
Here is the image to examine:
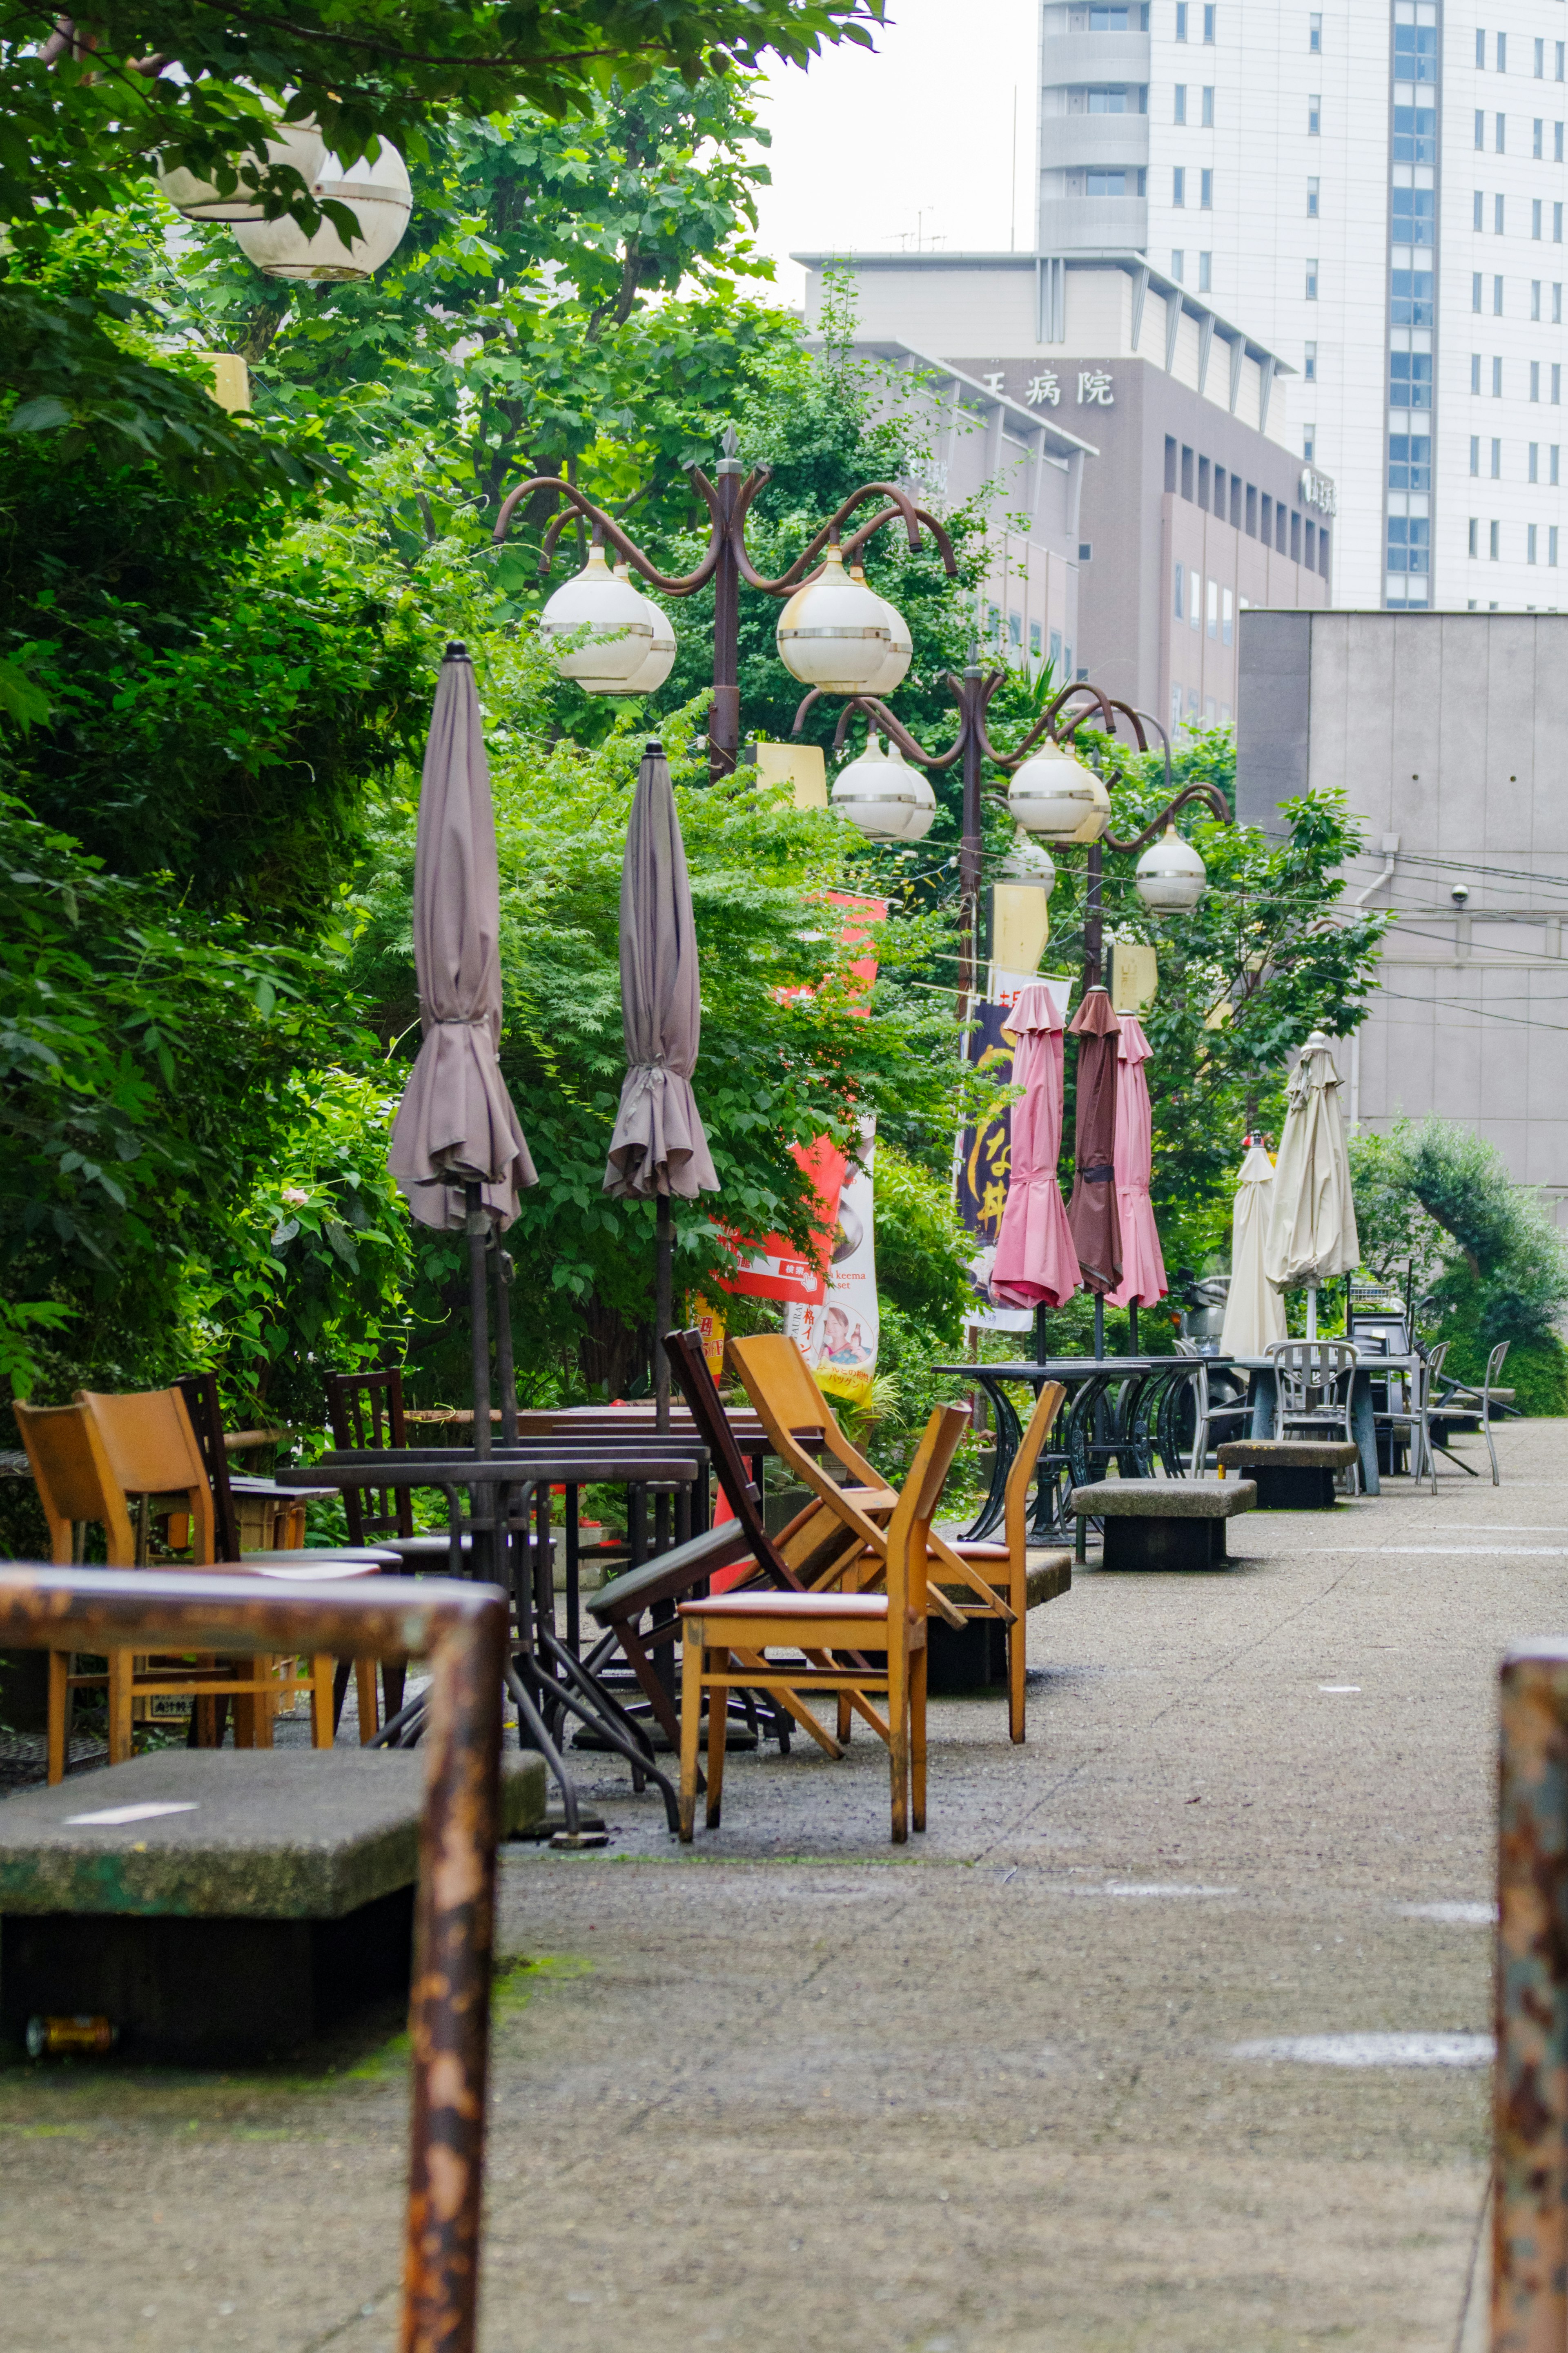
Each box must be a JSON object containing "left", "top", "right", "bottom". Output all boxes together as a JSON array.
[
  {"left": 388, "top": 642, "right": 536, "bottom": 1454},
  {"left": 604, "top": 739, "right": 718, "bottom": 1427}
]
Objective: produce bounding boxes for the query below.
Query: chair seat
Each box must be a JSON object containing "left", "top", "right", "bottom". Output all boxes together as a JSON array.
[
  {"left": 679, "top": 1590, "right": 889, "bottom": 1621},
  {"left": 376, "top": 1533, "right": 472, "bottom": 1563},
  {"left": 239, "top": 1546, "right": 401, "bottom": 1568}
]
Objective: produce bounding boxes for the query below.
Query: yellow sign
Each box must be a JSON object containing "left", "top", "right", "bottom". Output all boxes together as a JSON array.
[
  {"left": 197, "top": 352, "right": 251, "bottom": 413},
  {"left": 991, "top": 882, "right": 1051, "bottom": 975},
  {"left": 754, "top": 739, "right": 827, "bottom": 810},
  {"left": 1111, "top": 940, "right": 1158, "bottom": 1013}
]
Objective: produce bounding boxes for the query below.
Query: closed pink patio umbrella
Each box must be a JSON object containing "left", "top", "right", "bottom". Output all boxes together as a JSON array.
[
  {"left": 990, "top": 981, "right": 1081, "bottom": 1312},
  {"left": 1106, "top": 1015, "right": 1167, "bottom": 1316}
]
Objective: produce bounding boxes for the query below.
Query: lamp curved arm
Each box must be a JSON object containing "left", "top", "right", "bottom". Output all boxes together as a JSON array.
[
  {"left": 491, "top": 474, "right": 724, "bottom": 597},
  {"left": 737, "top": 482, "right": 958, "bottom": 595},
  {"left": 1103, "top": 782, "right": 1232, "bottom": 856},
  {"left": 790, "top": 688, "right": 967, "bottom": 771},
  {"left": 978, "top": 677, "right": 1120, "bottom": 769}
]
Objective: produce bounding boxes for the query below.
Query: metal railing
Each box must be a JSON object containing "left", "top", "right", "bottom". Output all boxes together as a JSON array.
[{"left": 0, "top": 1565, "right": 507, "bottom": 2353}]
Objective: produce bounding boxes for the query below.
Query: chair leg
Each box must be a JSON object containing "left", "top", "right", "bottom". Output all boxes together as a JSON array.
[
  {"left": 109, "top": 1652, "right": 134, "bottom": 1766},
  {"left": 910, "top": 1646, "right": 928, "bottom": 1835},
  {"left": 47, "top": 1652, "right": 69, "bottom": 1785},
  {"left": 1008, "top": 1572, "right": 1027, "bottom": 1745},
  {"left": 705, "top": 1652, "right": 728, "bottom": 1830},
  {"left": 311, "top": 1656, "right": 336, "bottom": 1748},
  {"left": 354, "top": 1659, "right": 379, "bottom": 1743},
  {"left": 837, "top": 1692, "right": 852, "bottom": 1744},
  {"left": 678, "top": 1624, "right": 702, "bottom": 1842},
  {"left": 1485, "top": 1407, "right": 1500, "bottom": 1486},
  {"left": 889, "top": 1643, "right": 909, "bottom": 1846}
]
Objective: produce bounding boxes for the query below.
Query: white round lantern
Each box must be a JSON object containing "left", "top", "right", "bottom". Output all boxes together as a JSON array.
[
  {"left": 1000, "top": 832, "right": 1058, "bottom": 896},
  {"left": 776, "top": 545, "right": 894, "bottom": 693},
  {"left": 1007, "top": 738, "right": 1111, "bottom": 842},
  {"left": 1134, "top": 824, "right": 1208, "bottom": 914},
  {"left": 830, "top": 736, "right": 936, "bottom": 843},
  {"left": 537, "top": 544, "right": 653, "bottom": 691},
  {"left": 849, "top": 564, "right": 913, "bottom": 698},
  {"left": 232, "top": 140, "right": 412, "bottom": 281},
  {"left": 158, "top": 116, "right": 325, "bottom": 222},
  {"left": 604, "top": 565, "right": 677, "bottom": 696}
]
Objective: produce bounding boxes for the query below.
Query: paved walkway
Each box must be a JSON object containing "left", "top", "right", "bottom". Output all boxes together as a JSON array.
[{"left": 7, "top": 1421, "right": 1558, "bottom": 2351}]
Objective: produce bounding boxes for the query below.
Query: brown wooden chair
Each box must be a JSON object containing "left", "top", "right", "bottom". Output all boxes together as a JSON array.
[
  {"left": 678, "top": 1404, "right": 969, "bottom": 1844},
  {"left": 943, "top": 1382, "right": 1071, "bottom": 1742}
]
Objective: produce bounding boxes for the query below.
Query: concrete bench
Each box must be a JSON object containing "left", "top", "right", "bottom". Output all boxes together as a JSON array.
[
  {"left": 1067, "top": 1479, "right": 1256, "bottom": 1572},
  {"left": 927, "top": 1549, "right": 1073, "bottom": 1692},
  {"left": 0, "top": 1746, "right": 546, "bottom": 2063},
  {"left": 1216, "top": 1438, "right": 1360, "bottom": 1510}
]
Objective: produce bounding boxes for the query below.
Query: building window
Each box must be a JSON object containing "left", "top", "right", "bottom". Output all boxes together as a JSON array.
[
  {"left": 1497, "top": 194, "right": 1507, "bottom": 234},
  {"left": 1190, "top": 569, "right": 1200, "bottom": 627},
  {"left": 1029, "top": 620, "right": 1042, "bottom": 657},
  {"left": 1557, "top": 363, "right": 1564, "bottom": 402},
  {"left": 1176, "top": 1, "right": 1188, "bottom": 38},
  {"left": 1470, "top": 434, "right": 1481, "bottom": 475},
  {"left": 1535, "top": 199, "right": 1545, "bottom": 240},
  {"left": 1472, "top": 352, "right": 1483, "bottom": 393},
  {"left": 1171, "top": 248, "right": 1185, "bottom": 281},
  {"left": 1477, "top": 27, "right": 1486, "bottom": 69},
  {"left": 1307, "top": 177, "right": 1319, "bottom": 217},
  {"left": 1530, "top": 524, "right": 1539, "bottom": 564},
  {"left": 1530, "top": 442, "right": 1540, "bottom": 481},
  {"left": 1308, "top": 96, "right": 1321, "bottom": 136},
  {"left": 1559, "top": 201, "right": 1567, "bottom": 244},
  {"left": 1174, "top": 562, "right": 1185, "bottom": 618},
  {"left": 1246, "top": 484, "right": 1257, "bottom": 534},
  {"left": 1303, "top": 425, "right": 1316, "bottom": 460},
  {"left": 1393, "top": 268, "right": 1434, "bottom": 324},
  {"left": 1309, "top": 11, "right": 1321, "bottom": 51},
  {"left": 1397, "top": 17, "right": 1438, "bottom": 82},
  {"left": 1492, "top": 437, "right": 1503, "bottom": 477},
  {"left": 1304, "top": 340, "right": 1317, "bottom": 379},
  {"left": 1499, "top": 31, "right": 1507, "bottom": 71},
  {"left": 1181, "top": 443, "right": 1194, "bottom": 498},
  {"left": 1497, "top": 113, "right": 1507, "bottom": 153},
  {"left": 1171, "top": 685, "right": 1183, "bottom": 732},
  {"left": 1390, "top": 435, "right": 1432, "bottom": 491},
  {"left": 1200, "top": 167, "right": 1213, "bottom": 207},
  {"left": 1387, "top": 517, "right": 1430, "bottom": 577},
  {"left": 1533, "top": 280, "right": 1543, "bottom": 319},
  {"left": 1495, "top": 355, "right": 1505, "bottom": 396},
  {"left": 1476, "top": 108, "right": 1486, "bottom": 150},
  {"left": 1553, "top": 526, "right": 1561, "bottom": 565},
  {"left": 1492, "top": 520, "right": 1501, "bottom": 561},
  {"left": 1555, "top": 446, "right": 1562, "bottom": 485},
  {"left": 1202, "top": 85, "right": 1214, "bottom": 126},
  {"left": 1496, "top": 275, "right": 1506, "bottom": 314},
  {"left": 1008, "top": 611, "right": 1023, "bottom": 647},
  {"left": 1198, "top": 249, "right": 1212, "bottom": 290},
  {"left": 1533, "top": 359, "right": 1542, "bottom": 400},
  {"left": 1390, "top": 350, "right": 1433, "bottom": 408},
  {"left": 1305, "top": 259, "right": 1319, "bottom": 300},
  {"left": 1174, "top": 167, "right": 1186, "bottom": 207},
  {"left": 1557, "top": 285, "right": 1564, "bottom": 323},
  {"left": 1473, "top": 271, "right": 1483, "bottom": 313},
  {"left": 1203, "top": 4, "right": 1215, "bottom": 39},
  {"left": 1470, "top": 517, "right": 1480, "bottom": 556},
  {"left": 1394, "top": 187, "right": 1436, "bottom": 245},
  {"left": 1537, "top": 119, "right": 1546, "bottom": 158},
  {"left": 1174, "top": 83, "right": 1187, "bottom": 123},
  {"left": 1539, "top": 38, "right": 1548, "bottom": 78},
  {"left": 1394, "top": 105, "right": 1437, "bottom": 164},
  {"left": 1207, "top": 578, "right": 1218, "bottom": 638},
  {"left": 1222, "top": 587, "right": 1234, "bottom": 646}
]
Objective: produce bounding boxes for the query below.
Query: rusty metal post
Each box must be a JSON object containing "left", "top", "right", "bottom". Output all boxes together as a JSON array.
[
  {"left": 1495, "top": 1643, "right": 1568, "bottom": 2353},
  {"left": 0, "top": 1568, "right": 507, "bottom": 2353},
  {"left": 708, "top": 437, "right": 744, "bottom": 783},
  {"left": 957, "top": 666, "right": 985, "bottom": 1004}
]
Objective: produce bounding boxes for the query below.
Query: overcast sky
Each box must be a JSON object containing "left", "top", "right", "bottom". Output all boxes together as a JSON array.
[{"left": 748, "top": 0, "right": 1038, "bottom": 306}]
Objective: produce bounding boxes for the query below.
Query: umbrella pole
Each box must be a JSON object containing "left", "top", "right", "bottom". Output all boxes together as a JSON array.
[
  {"left": 1306, "top": 1281, "right": 1318, "bottom": 1341},
  {"left": 491, "top": 1239, "right": 519, "bottom": 1446},
  {"left": 1033, "top": 1303, "right": 1049, "bottom": 1367},
  {"left": 465, "top": 1184, "right": 492, "bottom": 1463},
  {"left": 1128, "top": 1300, "right": 1139, "bottom": 1354},
  {"left": 1094, "top": 1296, "right": 1105, "bottom": 1360},
  {"left": 654, "top": 1192, "right": 673, "bottom": 1434}
]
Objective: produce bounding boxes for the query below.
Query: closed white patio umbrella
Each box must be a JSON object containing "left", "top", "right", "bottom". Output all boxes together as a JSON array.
[
  {"left": 1219, "top": 1142, "right": 1287, "bottom": 1356},
  {"left": 1263, "top": 1031, "right": 1361, "bottom": 1337}
]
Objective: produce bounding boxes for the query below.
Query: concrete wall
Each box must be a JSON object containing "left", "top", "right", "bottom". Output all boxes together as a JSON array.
[{"left": 1236, "top": 606, "right": 1568, "bottom": 1215}]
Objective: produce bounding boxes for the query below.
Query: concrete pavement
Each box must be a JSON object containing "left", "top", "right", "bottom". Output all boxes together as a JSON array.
[{"left": 5, "top": 1419, "right": 1560, "bottom": 2351}]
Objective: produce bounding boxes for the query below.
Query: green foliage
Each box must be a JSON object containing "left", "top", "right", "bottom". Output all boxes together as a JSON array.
[{"left": 872, "top": 1143, "right": 973, "bottom": 1344}]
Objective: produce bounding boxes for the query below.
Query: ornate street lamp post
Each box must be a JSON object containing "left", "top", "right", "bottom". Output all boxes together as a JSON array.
[{"left": 492, "top": 427, "right": 958, "bottom": 783}]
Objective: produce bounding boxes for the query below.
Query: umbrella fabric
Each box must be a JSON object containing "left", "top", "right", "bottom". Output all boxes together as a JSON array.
[
  {"left": 1264, "top": 1033, "right": 1362, "bottom": 1288},
  {"left": 604, "top": 741, "right": 718, "bottom": 1200},
  {"left": 1105, "top": 1015, "right": 1167, "bottom": 1309},
  {"left": 1066, "top": 986, "right": 1123, "bottom": 1296},
  {"left": 1219, "top": 1144, "right": 1287, "bottom": 1355},
  {"left": 388, "top": 647, "right": 536, "bottom": 1230},
  {"left": 990, "top": 981, "right": 1080, "bottom": 1309}
]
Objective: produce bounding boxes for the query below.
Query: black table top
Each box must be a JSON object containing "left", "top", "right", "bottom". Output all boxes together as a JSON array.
[
  {"left": 295, "top": 1451, "right": 702, "bottom": 1489},
  {"left": 936, "top": 1357, "right": 1201, "bottom": 1380}
]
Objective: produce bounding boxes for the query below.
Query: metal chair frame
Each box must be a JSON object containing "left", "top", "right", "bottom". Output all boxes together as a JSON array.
[{"left": 1265, "top": 1339, "right": 1361, "bottom": 1496}]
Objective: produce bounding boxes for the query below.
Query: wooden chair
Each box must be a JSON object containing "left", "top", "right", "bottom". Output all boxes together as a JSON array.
[
  {"left": 75, "top": 1387, "right": 340, "bottom": 1764},
  {"left": 943, "top": 1381, "right": 1071, "bottom": 1742},
  {"left": 677, "top": 1404, "right": 969, "bottom": 1844}
]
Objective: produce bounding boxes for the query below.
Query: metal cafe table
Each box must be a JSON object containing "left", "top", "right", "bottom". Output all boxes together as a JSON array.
[
  {"left": 290, "top": 1440, "right": 706, "bottom": 1840},
  {"left": 1220, "top": 1352, "right": 1424, "bottom": 1497},
  {"left": 939, "top": 1357, "right": 1209, "bottom": 1541}
]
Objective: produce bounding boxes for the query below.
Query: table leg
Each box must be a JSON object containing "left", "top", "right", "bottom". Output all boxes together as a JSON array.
[
  {"left": 1250, "top": 1369, "right": 1279, "bottom": 1441},
  {"left": 1350, "top": 1371, "right": 1381, "bottom": 1497},
  {"left": 961, "top": 1374, "right": 1020, "bottom": 1542}
]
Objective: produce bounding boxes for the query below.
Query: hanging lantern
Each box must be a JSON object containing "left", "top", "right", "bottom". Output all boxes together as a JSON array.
[
  {"left": 1134, "top": 823, "right": 1208, "bottom": 913},
  {"left": 231, "top": 141, "right": 412, "bottom": 281},
  {"left": 776, "top": 546, "right": 894, "bottom": 693},
  {"left": 830, "top": 736, "right": 936, "bottom": 843},
  {"left": 1007, "top": 738, "right": 1111, "bottom": 841},
  {"left": 603, "top": 564, "right": 677, "bottom": 696},
  {"left": 999, "top": 832, "right": 1057, "bottom": 897},
  {"left": 848, "top": 563, "right": 913, "bottom": 698},
  {"left": 537, "top": 544, "right": 653, "bottom": 691},
  {"left": 158, "top": 116, "right": 325, "bottom": 223}
]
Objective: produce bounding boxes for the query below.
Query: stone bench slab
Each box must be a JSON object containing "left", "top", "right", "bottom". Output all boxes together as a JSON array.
[
  {"left": 1068, "top": 1480, "right": 1256, "bottom": 1521},
  {"left": 0, "top": 1747, "right": 547, "bottom": 1920},
  {"left": 1217, "top": 1440, "right": 1358, "bottom": 1470}
]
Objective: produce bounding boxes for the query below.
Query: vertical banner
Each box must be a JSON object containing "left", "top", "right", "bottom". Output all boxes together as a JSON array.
[
  {"left": 956, "top": 968, "right": 1072, "bottom": 1241},
  {"left": 785, "top": 1119, "right": 879, "bottom": 1403}
]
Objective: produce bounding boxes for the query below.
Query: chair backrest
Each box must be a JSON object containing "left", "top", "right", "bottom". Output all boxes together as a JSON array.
[
  {"left": 663, "top": 1328, "right": 797, "bottom": 1589},
  {"left": 13, "top": 1400, "right": 136, "bottom": 1566},
  {"left": 1419, "top": 1339, "right": 1450, "bottom": 1405},
  {"left": 1350, "top": 1312, "right": 1408, "bottom": 1358},
  {"left": 1004, "top": 1383, "right": 1066, "bottom": 1559},
  {"left": 726, "top": 1333, "right": 878, "bottom": 1489},
  {"left": 1485, "top": 1340, "right": 1511, "bottom": 1389},
  {"left": 1265, "top": 1339, "right": 1358, "bottom": 1407},
  {"left": 884, "top": 1405, "right": 969, "bottom": 1628},
  {"left": 324, "top": 1369, "right": 415, "bottom": 1545},
  {"left": 176, "top": 1371, "right": 243, "bottom": 1564},
  {"left": 75, "top": 1387, "right": 216, "bottom": 1565}
]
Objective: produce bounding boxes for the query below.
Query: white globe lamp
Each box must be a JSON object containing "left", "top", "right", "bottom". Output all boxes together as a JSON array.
[
  {"left": 538, "top": 545, "right": 654, "bottom": 691},
  {"left": 776, "top": 546, "right": 894, "bottom": 693},
  {"left": 848, "top": 564, "right": 913, "bottom": 697},
  {"left": 1007, "top": 738, "right": 1111, "bottom": 842},
  {"left": 1134, "top": 824, "right": 1209, "bottom": 914},
  {"left": 605, "top": 565, "right": 677, "bottom": 696},
  {"left": 231, "top": 141, "right": 412, "bottom": 281},
  {"left": 158, "top": 116, "right": 325, "bottom": 222},
  {"left": 830, "top": 737, "right": 935, "bottom": 843}
]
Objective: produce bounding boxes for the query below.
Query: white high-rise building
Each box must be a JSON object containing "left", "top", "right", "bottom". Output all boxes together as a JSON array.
[{"left": 1040, "top": 0, "right": 1568, "bottom": 612}]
